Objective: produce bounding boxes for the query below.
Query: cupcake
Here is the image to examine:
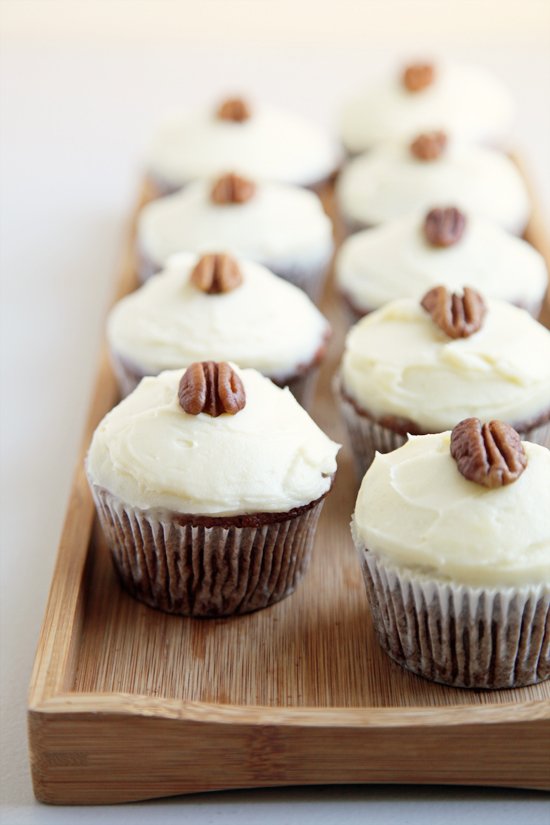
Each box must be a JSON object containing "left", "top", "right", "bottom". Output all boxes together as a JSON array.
[
  {"left": 107, "top": 252, "right": 331, "bottom": 406},
  {"left": 341, "top": 61, "right": 515, "bottom": 154},
  {"left": 86, "top": 363, "right": 340, "bottom": 617},
  {"left": 336, "top": 134, "right": 530, "bottom": 235},
  {"left": 137, "top": 173, "right": 334, "bottom": 301},
  {"left": 337, "top": 287, "right": 550, "bottom": 476},
  {"left": 146, "top": 96, "right": 340, "bottom": 195},
  {"left": 352, "top": 421, "right": 550, "bottom": 688},
  {"left": 336, "top": 207, "right": 548, "bottom": 321}
]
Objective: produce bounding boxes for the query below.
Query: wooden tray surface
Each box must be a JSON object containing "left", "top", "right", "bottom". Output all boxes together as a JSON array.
[{"left": 28, "top": 161, "right": 550, "bottom": 804}]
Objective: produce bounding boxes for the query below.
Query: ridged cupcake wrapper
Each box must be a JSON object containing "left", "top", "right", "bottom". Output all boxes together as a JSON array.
[
  {"left": 274, "top": 258, "right": 331, "bottom": 304},
  {"left": 137, "top": 245, "right": 331, "bottom": 304},
  {"left": 91, "top": 485, "right": 326, "bottom": 617},
  {"left": 336, "top": 378, "right": 550, "bottom": 477},
  {"left": 283, "top": 370, "right": 321, "bottom": 410},
  {"left": 110, "top": 351, "right": 320, "bottom": 410},
  {"left": 336, "top": 384, "right": 407, "bottom": 478},
  {"left": 146, "top": 171, "right": 337, "bottom": 200},
  {"left": 338, "top": 292, "right": 544, "bottom": 325},
  {"left": 358, "top": 546, "right": 550, "bottom": 689},
  {"left": 516, "top": 418, "right": 550, "bottom": 449}
]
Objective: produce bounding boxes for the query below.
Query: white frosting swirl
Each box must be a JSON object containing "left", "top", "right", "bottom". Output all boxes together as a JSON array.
[
  {"left": 341, "top": 62, "right": 515, "bottom": 153},
  {"left": 353, "top": 432, "right": 550, "bottom": 588},
  {"left": 337, "top": 141, "right": 530, "bottom": 235},
  {"left": 107, "top": 254, "right": 329, "bottom": 379},
  {"left": 336, "top": 212, "right": 548, "bottom": 312},
  {"left": 146, "top": 104, "right": 340, "bottom": 188},
  {"left": 341, "top": 298, "right": 550, "bottom": 432},
  {"left": 86, "top": 367, "right": 340, "bottom": 516},
  {"left": 138, "top": 179, "right": 334, "bottom": 271}
]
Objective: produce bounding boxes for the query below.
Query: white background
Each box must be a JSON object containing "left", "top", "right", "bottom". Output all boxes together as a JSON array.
[{"left": 1, "top": 1, "right": 549, "bottom": 823}]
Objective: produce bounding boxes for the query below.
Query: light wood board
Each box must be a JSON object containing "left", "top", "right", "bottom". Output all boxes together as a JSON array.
[{"left": 28, "top": 161, "right": 550, "bottom": 804}]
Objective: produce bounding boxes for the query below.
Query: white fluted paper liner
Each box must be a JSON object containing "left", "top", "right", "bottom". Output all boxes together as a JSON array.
[
  {"left": 337, "top": 292, "right": 544, "bottom": 327},
  {"left": 90, "top": 483, "right": 327, "bottom": 617},
  {"left": 109, "top": 350, "right": 320, "bottom": 410},
  {"left": 354, "top": 538, "right": 550, "bottom": 689},
  {"left": 516, "top": 418, "right": 550, "bottom": 450},
  {"left": 335, "top": 378, "right": 407, "bottom": 477},
  {"left": 336, "top": 376, "right": 550, "bottom": 478},
  {"left": 137, "top": 244, "right": 331, "bottom": 303}
]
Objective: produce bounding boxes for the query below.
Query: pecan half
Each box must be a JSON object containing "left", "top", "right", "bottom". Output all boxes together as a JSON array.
[
  {"left": 410, "top": 130, "right": 447, "bottom": 161},
  {"left": 211, "top": 173, "right": 256, "bottom": 205},
  {"left": 402, "top": 62, "right": 435, "bottom": 92},
  {"left": 421, "top": 285, "right": 486, "bottom": 338},
  {"left": 190, "top": 253, "right": 243, "bottom": 294},
  {"left": 216, "top": 97, "right": 251, "bottom": 122},
  {"left": 424, "top": 207, "right": 466, "bottom": 247},
  {"left": 450, "top": 418, "right": 527, "bottom": 488},
  {"left": 178, "top": 362, "right": 246, "bottom": 417}
]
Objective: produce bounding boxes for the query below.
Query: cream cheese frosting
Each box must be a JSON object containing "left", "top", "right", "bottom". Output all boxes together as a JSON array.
[
  {"left": 353, "top": 432, "right": 550, "bottom": 588},
  {"left": 86, "top": 367, "right": 340, "bottom": 516},
  {"left": 341, "top": 298, "right": 550, "bottom": 432},
  {"left": 341, "top": 62, "right": 515, "bottom": 153},
  {"left": 336, "top": 141, "right": 530, "bottom": 234},
  {"left": 146, "top": 104, "right": 340, "bottom": 188},
  {"left": 138, "top": 179, "right": 334, "bottom": 271},
  {"left": 335, "top": 212, "right": 548, "bottom": 312},
  {"left": 107, "top": 254, "right": 329, "bottom": 379}
]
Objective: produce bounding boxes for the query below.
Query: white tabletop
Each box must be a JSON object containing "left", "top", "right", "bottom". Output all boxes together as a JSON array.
[{"left": 1, "top": 2, "right": 549, "bottom": 822}]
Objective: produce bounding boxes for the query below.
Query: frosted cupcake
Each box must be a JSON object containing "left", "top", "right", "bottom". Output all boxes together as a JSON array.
[
  {"left": 341, "top": 61, "right": 515, "bottom": 154},
  {"left": 336, "top": 133, "right": 530, "bottom": 235},
  {"left": 337, "top": 287, "right": 550, "bottom": 475},
  {"left": 107, "top": 252, "right": 330, "bottom": 406},
  {"left": 336, "top": 207, "right": 548, "bottom": 321},
  {"left": 137, "top": 173, "right": 334, "bottom": 301},
  {"left": 146, "top": 96, "right": 340, "bottom": 194},
  {"left": 352, "top": 421, "right": 550, "bottom": 688},
  {"left": 86, "top": 363, "right": 340, "bottom": 617}
]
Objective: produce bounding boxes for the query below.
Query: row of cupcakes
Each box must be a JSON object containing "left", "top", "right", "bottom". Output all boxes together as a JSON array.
[
  {"left": 336, "top": 62, "right": 549, "bottom": 689},
  {"left": 86, "top": 358, "right": 550, "bottom": 689}
]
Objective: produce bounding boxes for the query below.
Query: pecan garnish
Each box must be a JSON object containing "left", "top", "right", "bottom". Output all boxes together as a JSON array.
[
  {"left": 424, "top": 207, "right": 467, "bottom": 247},
  {"left": 190, "top": 253, "right": 243, "bottom": 294},
  {"left": 216, "top": 97, "right": 251, "bottom": 122},
  {"left": 410, "top": 130, "right": 447, "bottom": 161},
  {"left": 211, "top": 173, "right": 256, "bottom": 205},
  {"left": 178, "top": 362, "right": 246, "bottom": 417},
  {"left": 402, "top": 62, "right": 435, "bottom": 92},
  {"left": 450, "top": 418, "right": 527, "bottom": 488},
  {"left": 421, "top": 285, "right": 486, "bottom": 339}
]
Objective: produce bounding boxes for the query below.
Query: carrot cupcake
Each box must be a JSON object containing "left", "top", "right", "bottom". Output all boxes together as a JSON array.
[
  {"left": 86, "top": 363, "right": 340, "bottom": 617},
  {"left": 107, "top": 252, "right": 330, "bottom": 406},
  {"left": 352, "top": 422, "right": 550, "bottom": 688},
  {"left": 137, "top": 173, "right": 334, "bottom": 301},
  {"left": 336, "top": 134, "right": 530, "bottom": 235},
  {"left": 337, "top": 288, "right": 550, "bottom": 475},
  {"left": 341, "top": 61, "right": 515, "bottom": 154},
  {"left": 146, "top": 96, "right": 340, "bottom": 194},
  {"left": 336, "top": 207, "right": 548, "bottom": 321}
]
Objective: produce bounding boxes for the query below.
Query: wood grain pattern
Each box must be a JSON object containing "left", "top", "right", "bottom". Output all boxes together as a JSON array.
[{"left": 28, "top": 164, "right": 550, "bottom": 804}]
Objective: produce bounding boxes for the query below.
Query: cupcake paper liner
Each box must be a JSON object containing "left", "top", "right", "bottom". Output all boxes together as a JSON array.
[
  {"left": 336, "top": 381, "right": 408, "bottom": 477},
  {"left": 336, "top": 377, "right": 550, "bottom": 478},
  {"left": 357, "top": 544, "right": 550, "bottom": 689},
  {"left": 91, "top": 484, "right": 327, "bottom": 617},
  {"left": 137, "top": 245, "right": 331, "bottom": 304},
  {"left": 146, "top": 171, "right": 337, "bottom": 201},
  {"left": 110, "top": 351, "right": 323, "bottom": 409},
  {"left": 338, "top": 290, "right": 545, "bottom": 327}
]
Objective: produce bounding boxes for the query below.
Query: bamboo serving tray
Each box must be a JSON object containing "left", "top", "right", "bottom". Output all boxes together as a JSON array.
[{"left": 28, "top": 159, "right": 550, "bottom": 804}]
